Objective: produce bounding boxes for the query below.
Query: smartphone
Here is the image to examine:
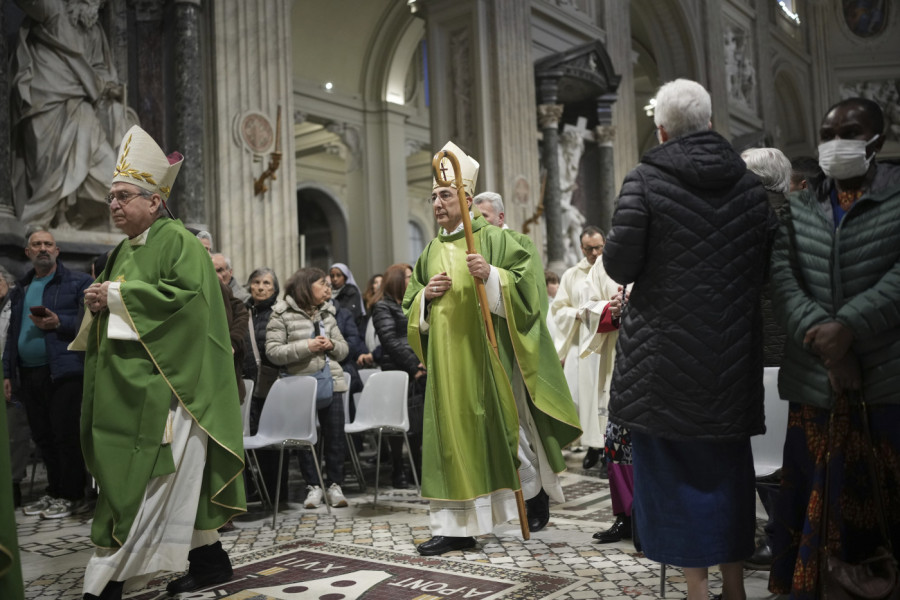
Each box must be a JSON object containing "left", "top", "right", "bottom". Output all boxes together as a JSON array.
[{"left": 29, "top": 306, "right": 49, "bottom": 317}]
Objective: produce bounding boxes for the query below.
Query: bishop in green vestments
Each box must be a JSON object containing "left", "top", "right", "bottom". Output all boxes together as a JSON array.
[
  {"left": 404, "top": 142, "right": 580, "bottom": 557},
  {"left": 75, "top": 126, "right": 245, "bottom": 599}
]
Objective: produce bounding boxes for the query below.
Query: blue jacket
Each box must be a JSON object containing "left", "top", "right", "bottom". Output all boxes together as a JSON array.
[{"left": 2, "top": 260, "right": 93, "bottom": 391}]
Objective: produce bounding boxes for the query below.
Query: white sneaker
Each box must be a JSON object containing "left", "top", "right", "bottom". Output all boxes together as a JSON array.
[
  {"left": 304, "top": 485, "right": 324, "bottom": 508},
  {"left": 41, "top": 498, "right": 89, "bottom": 519},
  {"left": 22, "top": 495, "right": 53, "bottom": 516},
  {"left": 326, "top": 483, "right": 348, "bottom": 508}
]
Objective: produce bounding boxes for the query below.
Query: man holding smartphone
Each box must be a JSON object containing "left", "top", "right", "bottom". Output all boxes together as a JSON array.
[{"left": 2, "top": 229, "right": 93, "bottom": 519}]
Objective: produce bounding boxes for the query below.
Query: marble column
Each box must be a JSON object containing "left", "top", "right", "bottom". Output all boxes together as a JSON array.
[
  {"left": 0, "top": 4, "right": 14, "bottom": 225},
  {"left": 595, "top": 124, "right": 616, "bottom": 232},
  {"left": 422, "top": 0, "right": 541, "bottom": 239},
  {"left": 133, "top": 1, "right": 166, "bottom": 143},
  {"left": 211, "top": 1, "right": 297, "bottom": 281},
  {"left": 538, "top": 103, "right": 565, "bottom": 273},
  {"left": 172, "top": 0, "right": 205, "bottom": 230}
]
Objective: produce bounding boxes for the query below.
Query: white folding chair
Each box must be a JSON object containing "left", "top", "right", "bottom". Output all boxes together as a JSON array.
[
  {"left": 344, "top": 371, "right": 419, "bottom": 506},
  {"left": 243, "top": 375, "right": 331, "bottom": 528},
  {"left": 241, "top": 378, "right": 255, "bottom": 437},
  {"left": 353, "top": 367, "right": 382, "bottom": 410},
  {"left": 752, "top": 366, "right": 789, "bottom": 478},
  {"left": 341, "top": 372, "right": 367, "bottom": 492}
]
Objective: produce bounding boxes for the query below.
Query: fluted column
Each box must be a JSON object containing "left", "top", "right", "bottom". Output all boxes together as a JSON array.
[
  {"left": 0, "top": 5, "right": 14, "bottom": 223},
  {"left": 538, "top": 103, "right": 565, "bottom": 273},
  {"left": 172, "top": 0, "right": 205, "bottom": 229},
  {"left": 595, "top": 124, "right": 616, "bottom": 232}
]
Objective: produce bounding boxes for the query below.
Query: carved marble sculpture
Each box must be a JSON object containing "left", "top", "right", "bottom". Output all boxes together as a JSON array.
[
  {"left": 558, "top": 127, "right": 587, "bottom": 267},
  {"left": 11, "top": 0, "right": 131, "bottom": 230}
]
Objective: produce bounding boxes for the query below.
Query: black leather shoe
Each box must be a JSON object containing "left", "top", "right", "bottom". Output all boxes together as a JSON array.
[
  {"left": 526, "top": 489, "right": 550, "bottom": 532},
  {"left": 416, "top": 536, "right": 477, "bottom": 556},
  {"left": 392, "top": 471, "right": 409, "bottom": 489},
  {"left": 593, "top": 515, "right": 632, "bottom": 543},
  {"left": 84, "top": 580, "right": 124, "bottom": 600},
  {"left": 598, "top": 461, "right": 609, "bottom": 480},
  {"left": 166, "top": 568, "right": 233, "bottom": 595},
  {"left": 743, "top": 540, "right": 773, "bottom": 570},
  {"left": 583, "top": 447, "right": 601, "bottom": 469}
]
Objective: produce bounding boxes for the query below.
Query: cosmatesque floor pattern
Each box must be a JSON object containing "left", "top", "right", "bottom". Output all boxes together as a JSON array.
[{"left": 16, "top": 451, "right": 778, "bottom": 599}]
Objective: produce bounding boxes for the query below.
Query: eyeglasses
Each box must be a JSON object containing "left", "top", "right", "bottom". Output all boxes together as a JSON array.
[{"left": 105, "top": 191, "right": 146, "bottom": 206}]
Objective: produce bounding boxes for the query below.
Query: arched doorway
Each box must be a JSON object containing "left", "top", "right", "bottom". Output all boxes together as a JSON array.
[{"left": 296, "top": 186, "right": 348, "bottom": 271}]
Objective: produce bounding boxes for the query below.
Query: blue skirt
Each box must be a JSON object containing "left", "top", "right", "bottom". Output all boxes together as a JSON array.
[{"left": 631, "top": 430, "right": 756, "bottom": 567}]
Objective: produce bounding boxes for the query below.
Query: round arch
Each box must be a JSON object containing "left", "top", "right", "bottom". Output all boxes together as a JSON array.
[
  {"left": 773, "top": 66, "right": 815, "bottom": 157},
  {"left": 296, "top": 184, "right": 348, "bottom": 272},
  {"left": 631, "top": 0, "right": 701, "bottom": 83}
]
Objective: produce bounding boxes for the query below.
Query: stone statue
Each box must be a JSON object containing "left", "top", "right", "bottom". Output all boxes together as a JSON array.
[
  {"left": 558, "top": 126, "right": 586, "bottom": 267},
  {"left": 11, "top": 0, "right": 131, "bottom": 230}
]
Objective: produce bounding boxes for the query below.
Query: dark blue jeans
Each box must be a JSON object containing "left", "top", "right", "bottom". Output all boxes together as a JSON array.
[
  {"left": 298, "top": 392, "right": 345, "bottom": 487},
  {"left": 17, "top": 366, "right": 86, "bottom": 500}
]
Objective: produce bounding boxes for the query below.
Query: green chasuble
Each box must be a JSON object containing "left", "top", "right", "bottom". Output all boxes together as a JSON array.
[
  {"left": 79, "top": 218, "right": 245, "bottom": 548},
  {"left": 403, "top": 215, "right": 580, "bottom": 502},
  {"left": 0, "top": 364, "right": 25, "bottom": 600}
]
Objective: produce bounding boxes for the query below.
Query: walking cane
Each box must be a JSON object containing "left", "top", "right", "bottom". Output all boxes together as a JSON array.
[{"left": 432, "top": 149, "right": 531, "bottom": 540}]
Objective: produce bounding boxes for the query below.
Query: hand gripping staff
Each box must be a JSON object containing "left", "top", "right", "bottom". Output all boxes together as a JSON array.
[{"left": 431, "top": 148, "right": 531, "bottom": 540}]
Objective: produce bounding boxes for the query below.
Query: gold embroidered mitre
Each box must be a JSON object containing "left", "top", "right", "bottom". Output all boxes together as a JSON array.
[
  {"left": 433, "top": 140, "right": 479, "bottom": 197},
  {"left": 112, "top": 125, "right": 184, "bottom": 198}
]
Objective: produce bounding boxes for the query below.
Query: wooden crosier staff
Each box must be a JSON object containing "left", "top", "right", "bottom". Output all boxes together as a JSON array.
[{"left": 431, "top": 148, "right": 531, "bottom": 541}]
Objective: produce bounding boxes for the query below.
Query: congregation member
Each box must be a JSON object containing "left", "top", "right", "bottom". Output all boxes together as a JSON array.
[
  {"left": 768, "top": 97, "right": 900, "bottom": 598},
  {"left": 329, "top": 263, "right": 364, "bottom": 325},
  {"left": 403, "top": 141, "right": 580, "bottom": 556},
  {"left": 371, "top": 263, "right": 424, "bottom": 488},
  {"left": 265, "top": 267, "right": 349, "bottom": 509},
  {"left": 603, "top": 79, "right": 771, "bottom": 600},
  {"left": 4, "top": 229, "right": 92, "bottom": 519},
  {"left": 551, "top": 226, "right": 608, "bottom": 472},
  {"left": 242, "top": 266, "right": 285, "bottom": 503},
  {"left": 0, "top": 266, "right": 31, "bottom": 509},
  {"left": 212, "top": 253, "right": 251, "bottom": 304},
  {"left": 579, "top": 255, "right": 629, "bottom": 541},
  {"left": 788, "top": 155, "right": 821, "bottom": 193},
  {"left": 740, "top": 146, "right": 794, "bottom": 570},
  {"left": 359, "top": 274, "right": 384, "bottom": 366},
  {"left": 474, "top": 189, "right": 566, "bottom": 526},
  {"left": 76, "top": 125, "right": 245, "bottom": 599}
]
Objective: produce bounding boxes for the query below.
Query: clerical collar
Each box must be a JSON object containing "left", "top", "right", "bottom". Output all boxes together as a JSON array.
[
  {"left": 128, "top": 226, "right": 151, "bottom": 246},
  {"left": 441, "top": 211, "right": 474, "bottom": 236}
]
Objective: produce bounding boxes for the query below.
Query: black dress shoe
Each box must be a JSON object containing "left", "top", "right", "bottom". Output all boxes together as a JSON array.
[
  {"left": 84, "top": 580, "right": 124, "bottom": 600},
  {"left": 167, "top": 541, "right": 233, "bottom": 594},
  {"left": 583, "top": 447, "right": 601, "bottom": 469},
  {"left": 743, "top": 540, "right": 773, "bottom": 570},
  {"left": 526, "top": 488, "right": 550, "bottom": 532},
  {"left": 416, "top": 536, "right": 477, "bottom": 556},
  {"left": 392, "top": 471, "right": 409, "bottom": 489},
  {"left": 593, "top": 515, "right": 632, "bottom": 543},
  {"left": 598, "top": 461, "right": 609, "bottom": 480},
  {"left": 166, "top": 569, "right": 233, "bottom": 595}
]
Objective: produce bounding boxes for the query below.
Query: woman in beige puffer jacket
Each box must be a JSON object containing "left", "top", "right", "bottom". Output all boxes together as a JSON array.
[{"left": 265, "top": 267, "right": 350, "bottom": 508}]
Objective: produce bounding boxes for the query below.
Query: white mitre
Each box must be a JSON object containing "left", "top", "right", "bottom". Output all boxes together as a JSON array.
[
  {"left": 112, "top": 125, "right": 184, "bottom": 199},
  {"left": 433, "top": 140, "right": 479, "bottom": 197}
]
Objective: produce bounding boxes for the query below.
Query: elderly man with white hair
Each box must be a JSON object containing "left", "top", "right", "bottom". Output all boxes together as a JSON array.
[{"left": 602, "top": 79, "right": 771, "bottom": 600}]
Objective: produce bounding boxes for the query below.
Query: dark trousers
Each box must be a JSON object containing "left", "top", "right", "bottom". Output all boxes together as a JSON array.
[
  {"left": 298, "top": 393, "right": 345, "bottom": 487},
  {"left": 756, "top": 474, "right": 780, "bottom": 543},
  {"left": 17, "top": 366, "right": 86, "bottom": 500}
]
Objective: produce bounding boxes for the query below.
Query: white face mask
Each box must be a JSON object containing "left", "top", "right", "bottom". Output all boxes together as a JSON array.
[{"left": 817, "top": 134, "right": 879, "bottom": 180}]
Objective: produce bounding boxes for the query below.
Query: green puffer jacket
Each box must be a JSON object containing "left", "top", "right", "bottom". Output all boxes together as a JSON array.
[{"left": 771, "top": 162, "right": 900, "bottom": 408}]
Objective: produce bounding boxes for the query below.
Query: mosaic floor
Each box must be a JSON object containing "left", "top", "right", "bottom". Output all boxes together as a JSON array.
[{"left": 16, "top": 450, "right": 779, "bottom": 599}]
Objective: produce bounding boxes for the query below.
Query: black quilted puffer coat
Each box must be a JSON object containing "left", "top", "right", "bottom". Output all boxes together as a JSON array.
[
  {"left": 772, "top": 163, "right": 900, "bottom": 409},
  {"left": 602, "top": 130, "right": 771, "bottom": 441}
]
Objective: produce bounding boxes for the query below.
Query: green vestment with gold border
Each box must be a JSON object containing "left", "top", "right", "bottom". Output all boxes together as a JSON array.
[
  {"left": 79, "top": 218, "right": 245, "bottom": 548},
  {"left": 403, "top": 215, "right": 580, "bottom": 502},
  {"left": 0, "top": 363, "right": 25, "bottom": 600}
]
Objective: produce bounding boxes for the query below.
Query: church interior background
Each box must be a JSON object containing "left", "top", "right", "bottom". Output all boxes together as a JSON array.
[
  {"left": 4, "top": 0, "right": 900, "bottom": 598},
  {"left": 1, "top": 0, "right": 898, "bottom": 282}
]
